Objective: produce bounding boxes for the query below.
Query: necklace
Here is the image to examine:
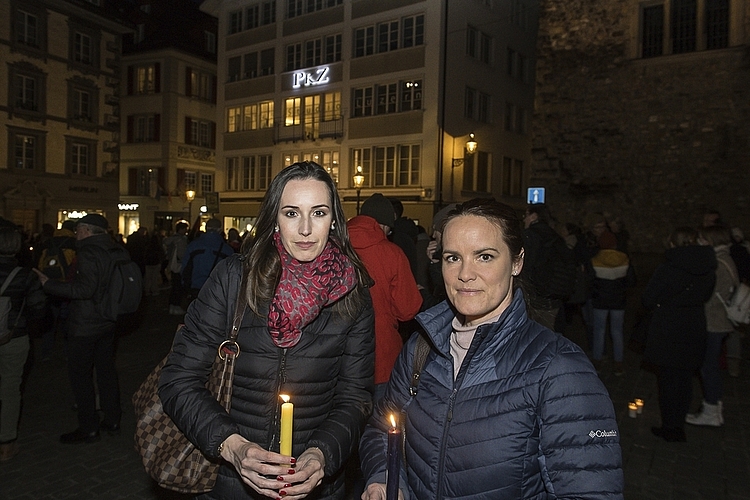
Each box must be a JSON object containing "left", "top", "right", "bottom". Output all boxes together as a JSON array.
[{"left": 453, "top": 331, "right": 470, "bottom": 350}]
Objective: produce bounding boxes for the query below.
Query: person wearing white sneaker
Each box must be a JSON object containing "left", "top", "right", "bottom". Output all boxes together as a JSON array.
[{"left": 687, "top": 226, "right": 737, "bottom": 428}]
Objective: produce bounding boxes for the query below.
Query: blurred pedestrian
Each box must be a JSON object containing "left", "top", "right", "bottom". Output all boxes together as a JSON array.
[
  {"left": 643, "top": 227, "right": 716, "bottom": 442},
  {"left": 35, "top": 214, "right": 125, "bottom": 444},
  {"left": 588, "top": 231, "right": 636, "bottom": 375},
  {"left": 349, "top": 193, "right": 422, "bottom": 401},
  {"left": 686, "top": 225, "right": 737, "bottom": 426},
  {"left": 0, "top": 227, "right": 47, "bottom": 461},
  {"left": 163, "top": 222, "right": 189, "bottom": 315}
]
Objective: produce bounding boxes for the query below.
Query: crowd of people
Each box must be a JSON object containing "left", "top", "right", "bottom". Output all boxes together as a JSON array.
[{"left": 0, "top": 164, "right": 747, "bottom": 499}]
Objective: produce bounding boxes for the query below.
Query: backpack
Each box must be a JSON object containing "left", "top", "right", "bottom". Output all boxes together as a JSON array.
[
  {"left": 100, "top": 247, "right": 143, "bottom": 322},
  {"left": 716, "top": 258, "right": 750, "bottom": 325},
  {"left": 0, "top": 267, "right": 24, "bottom": 346},
  {"left": 536, "top": 235, "right": 578, "bottom": 300},
  {"left": 39, "top": 239, "right": 76, "bottom": 281}
]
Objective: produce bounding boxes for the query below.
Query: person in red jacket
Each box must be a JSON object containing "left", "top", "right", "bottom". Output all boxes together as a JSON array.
[{"left": 348, "top": 193, "right": 422, "bottom": 401}]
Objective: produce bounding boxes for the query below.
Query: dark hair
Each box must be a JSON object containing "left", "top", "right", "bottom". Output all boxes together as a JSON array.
[
  {"left": 443, "top": 198, "right": 525, "bottom": 265},
  {"left": 700, "top": 225, "right": 731, "bottom": 247},
  {"left": 175, "top": 222, "right": 189, "bottom": 233},
  {"left": 0, "top": 227, "right": 22, "bottom": 256},
  {"left": 243, "top": 161, "right": 372, "bottom": 317},
  {"left": 668, "top": 226, "right": 699, "bottom": 248},
  {"left": 526, "top": 203, "right": 550, "bottom": 223},
  {"left": 390, "top": 198, "right": 404, "bottom": 219}
]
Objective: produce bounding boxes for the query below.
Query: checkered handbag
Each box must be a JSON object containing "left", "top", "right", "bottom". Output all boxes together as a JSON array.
[{"left": 133, "top": 296, "right": 246, "bottom": 493}]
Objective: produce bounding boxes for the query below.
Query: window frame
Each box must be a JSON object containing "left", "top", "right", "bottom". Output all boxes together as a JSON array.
[
  {"left": 66, "top": 136, "right": 97, "bottom": 176},
  {"left": 8, "top": 126, "right": 46, "bottom": 172}
]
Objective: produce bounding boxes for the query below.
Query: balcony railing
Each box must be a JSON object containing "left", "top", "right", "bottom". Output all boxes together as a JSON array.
[{"left": 274, "top": 116, "right": 343, "bottom": 144}]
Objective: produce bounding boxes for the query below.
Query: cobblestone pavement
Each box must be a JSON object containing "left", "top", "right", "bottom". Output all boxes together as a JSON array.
[{"left": 1, "top": 256, "right": 749, "bottom": 499}]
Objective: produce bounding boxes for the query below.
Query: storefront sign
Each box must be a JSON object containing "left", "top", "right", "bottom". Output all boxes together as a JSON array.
[
  {"left": 118, "top": 203, "right": 140, "bottom": 211},
  {"left": 292, "top": 66, "right": 330, "bottom": 89}
]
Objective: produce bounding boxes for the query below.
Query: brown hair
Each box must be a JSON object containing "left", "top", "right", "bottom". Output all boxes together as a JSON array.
[{"left": 243, "top": 161, "right": 372, "bottom": 317}]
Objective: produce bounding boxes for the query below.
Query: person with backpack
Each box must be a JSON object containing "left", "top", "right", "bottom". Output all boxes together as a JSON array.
[
  {"left": 685, "top": 225, "right": 740, "bottom": 427},
  {"left": 181, "top": 218, "right": 233, "bottom": 301},
  {"left": 0, "top": 227, "right": 47, "bottom": 461},
  {"left": 521, "top": 204, "right": 577, "bottom": 330},
  {"left": 34, "top": 214, "right": 128, "bottom": 444},
  {"left": 35, "top": 220, "right": 77, "bottom": 360}
]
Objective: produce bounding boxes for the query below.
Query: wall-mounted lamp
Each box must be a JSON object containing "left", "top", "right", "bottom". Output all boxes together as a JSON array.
[
  {"left": 352, "top": 166, "right": 365, "bottom": 215},
  {"left": 465, "top": 133, "right": 478, "bottom": 155}
]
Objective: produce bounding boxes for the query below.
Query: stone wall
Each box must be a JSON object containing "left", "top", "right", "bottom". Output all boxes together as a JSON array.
[{"left": 531, "top": 0, "right": 750, "bottom": 251}]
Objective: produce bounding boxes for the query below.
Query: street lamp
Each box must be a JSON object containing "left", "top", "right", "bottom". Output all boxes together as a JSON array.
[
  {"left": 352, "top": 166, "right": 365, "bottom": 215},
  {"left": 185, "top": 189, "right": 196, "bottom": 223},
  {"left": 449, "top": 134, "right": 479, "bottom": 201},
  {"left": 465, "top": 133, "right": 478, "bottom": 155}
]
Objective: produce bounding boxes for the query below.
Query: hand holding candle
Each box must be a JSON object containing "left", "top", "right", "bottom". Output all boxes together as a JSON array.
[
  {"left": 280, "top": 395, "right": 293, "bottom": 457},
  {"left": 386, "top": 414, "right": 401, "bottom": 500}
]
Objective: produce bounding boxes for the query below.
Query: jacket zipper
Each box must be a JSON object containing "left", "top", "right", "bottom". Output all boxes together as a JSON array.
[{"left": 269, "top": 348, "right": 288, "bottom": 451}]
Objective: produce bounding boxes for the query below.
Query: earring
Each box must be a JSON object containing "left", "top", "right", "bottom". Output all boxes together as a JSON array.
[
  {"left": 274, "top": 224, "right": 279, "bottom": 233},
  {"left": 331, "top": 221, "right": 336, "bottom": 230}
]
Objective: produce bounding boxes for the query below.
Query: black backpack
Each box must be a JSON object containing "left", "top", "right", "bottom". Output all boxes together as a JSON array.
[{"left": 100, "top": 247, "right": 143, "bottom": 322}]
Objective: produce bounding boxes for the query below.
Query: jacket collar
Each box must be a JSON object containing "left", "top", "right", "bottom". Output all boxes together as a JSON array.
[{"left": 416, "top": 288, "right": 529, "bottom": 358}]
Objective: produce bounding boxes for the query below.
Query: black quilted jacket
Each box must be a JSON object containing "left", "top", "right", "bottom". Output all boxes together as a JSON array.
[{"left": 159, "top": 254, "right": 375, "bottom": 500}]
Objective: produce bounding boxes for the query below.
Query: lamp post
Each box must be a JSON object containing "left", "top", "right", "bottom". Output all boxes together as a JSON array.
[
  {"left": 352, "top": 166, "right": 365, "bottom": 215},
  {"left": 185, "top": 189, "right": 196, "bottom": 223}
]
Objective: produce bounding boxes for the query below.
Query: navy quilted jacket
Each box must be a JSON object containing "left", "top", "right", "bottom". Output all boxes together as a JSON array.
[{"left": 360, "top": 289, "right": 623, "bottom": 499}]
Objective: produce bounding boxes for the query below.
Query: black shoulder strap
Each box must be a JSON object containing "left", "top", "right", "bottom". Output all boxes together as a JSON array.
[{"left": 409, "top": 333, "right": 431, "bottom": 397}]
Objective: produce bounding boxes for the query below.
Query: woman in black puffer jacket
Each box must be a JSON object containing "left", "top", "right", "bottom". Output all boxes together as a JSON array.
[
  {"left": 160, "top": 162, "right": 374, "bottom": 500},
  {"left": 643, "top": 227, "right": 716, "bottom": 442}
]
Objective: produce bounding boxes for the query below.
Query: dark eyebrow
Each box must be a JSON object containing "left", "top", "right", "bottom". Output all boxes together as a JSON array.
[{"left": 280, "top": 203, "right": 331, "bottom": 210}]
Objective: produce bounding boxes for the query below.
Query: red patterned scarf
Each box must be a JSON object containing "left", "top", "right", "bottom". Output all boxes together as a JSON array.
[{"left": 268, "top": 232, "right": 357, "bottom": 348}]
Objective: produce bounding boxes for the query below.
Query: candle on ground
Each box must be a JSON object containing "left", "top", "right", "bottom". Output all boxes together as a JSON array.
[
  {"left": 628, "top": 402, "right": 638, "bottom": 418},
  {"left": 634, "top": 399, "right": 644, "bottom": 414}
]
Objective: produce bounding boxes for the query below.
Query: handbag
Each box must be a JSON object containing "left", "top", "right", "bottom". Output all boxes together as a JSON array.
[{"left": 133, "top": 284, "right": 247, "bottom": 493}]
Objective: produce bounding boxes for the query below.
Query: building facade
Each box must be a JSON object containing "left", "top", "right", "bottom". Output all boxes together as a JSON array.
[
  {"left": 117, "top": 0, "right": 218, "bottom": 238},
  {"left": 531, "top": 0, "right": 750, "bottom": 251},
  {"left": 200, "top": 0, "right": 539, "bottom": 232},
  {"left": 0, "top": 0, "right": 131, "bottom": 234}
]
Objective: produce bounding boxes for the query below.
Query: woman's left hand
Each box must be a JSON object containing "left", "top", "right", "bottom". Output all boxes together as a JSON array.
[{"left": 276, "top": 447, "right": 326, "bottom": 499}]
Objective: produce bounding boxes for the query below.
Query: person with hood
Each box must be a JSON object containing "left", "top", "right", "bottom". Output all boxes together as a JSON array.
[
  {"left": 348, "top": 193, "right": 422, "bottom": 400},
  {"left": 589, "top": 231, "right": 636, "bottom": 375},
  {"left": 643, "top": 227, "right": 716, "bottom": 442},
  {"left": 360, "top": 198, "right": 622, "bottom": 499}
]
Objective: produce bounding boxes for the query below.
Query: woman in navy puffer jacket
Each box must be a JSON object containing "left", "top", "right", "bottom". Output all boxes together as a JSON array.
[{"left": 360, "top": 199, "right": 623, "bottom": 500}]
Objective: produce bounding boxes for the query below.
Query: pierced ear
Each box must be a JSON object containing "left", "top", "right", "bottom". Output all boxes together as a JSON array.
[
  {"left": 331, "top": 221, "right": 336, "bottom": 230},
  {"left": 274, "top": 224, "right": 279, "bottom": 232}
]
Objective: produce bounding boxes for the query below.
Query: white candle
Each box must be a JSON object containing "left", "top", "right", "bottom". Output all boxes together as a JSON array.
[
  {"left": 628, "top": 402, "right": 638, "bottom": 418},
  {"left": 634, "top": 399, "right": 644, "bottom": 414}
]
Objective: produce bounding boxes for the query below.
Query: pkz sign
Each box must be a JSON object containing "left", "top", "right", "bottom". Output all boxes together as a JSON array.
[{"left": 292, "top": 66, "right": 330, "bottom": 89}]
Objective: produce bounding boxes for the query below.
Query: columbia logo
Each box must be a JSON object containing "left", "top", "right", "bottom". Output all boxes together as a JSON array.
[{"left": 589, "top": 430, "right": 618, "bottom": 438}]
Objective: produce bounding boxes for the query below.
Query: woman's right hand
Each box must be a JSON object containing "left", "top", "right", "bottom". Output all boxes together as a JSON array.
[
  {"left": 361, "top": 483, "right": 404, "bottom": 500},
  {"left": 220, "top": 434, "right": 296, "bottom": 499}
]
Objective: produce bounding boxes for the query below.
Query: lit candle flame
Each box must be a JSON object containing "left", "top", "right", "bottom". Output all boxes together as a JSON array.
[
  {"left": 389, "top": 414, "right": 397, "bottom": 428},
  {"left": 281, "top": 394, "right": 290, "bottom": 403}
]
